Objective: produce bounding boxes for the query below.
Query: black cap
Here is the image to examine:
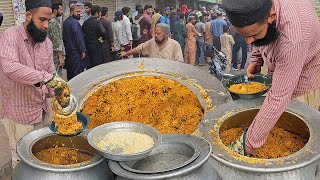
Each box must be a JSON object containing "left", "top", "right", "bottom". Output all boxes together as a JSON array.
[
  {"left": 222, "top": 0, "right": 272, "bottom": 27},
  {"left": 25, "top": 0, "right": 51, "bottom": 11}
]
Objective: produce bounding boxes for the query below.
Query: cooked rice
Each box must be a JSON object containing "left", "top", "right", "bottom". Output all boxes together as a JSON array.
[
  {"left": 220, "top": 127, "right": 308, "bottom": 159},
  {"left": 228, "top": 82, "right": 267, "bottom": 94},
  {"left": 81, "top": 76, "right": 203, "bottom": 134}
]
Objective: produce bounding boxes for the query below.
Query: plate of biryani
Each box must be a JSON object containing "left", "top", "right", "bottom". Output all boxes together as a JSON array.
[
  {"left": 49, "top": 112, "right": 89, "bottom": 136},
  {"left": 224, "top": 74, "right": 272, "bottom": 99}
]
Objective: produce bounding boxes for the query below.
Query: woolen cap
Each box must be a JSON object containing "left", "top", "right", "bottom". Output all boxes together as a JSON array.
[
  {"left": 25, "top": 0, "right": 51, "bottom": 11},
  {"left": 222, "top": 0, "right": 272, "bottom": 27}
]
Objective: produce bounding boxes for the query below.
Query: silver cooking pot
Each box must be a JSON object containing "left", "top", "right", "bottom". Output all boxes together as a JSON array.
[
  {"left": 12, "top": 128, "right": 114, "bottom": 180},
  {"left": 198, "top": 98, "right": 320, "bottom": 180}
]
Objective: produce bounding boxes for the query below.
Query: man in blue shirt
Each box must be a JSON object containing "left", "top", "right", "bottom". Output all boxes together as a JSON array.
[
  {"left": 210, "top": 12, "right": 227, "bottom": 51},
  {"left": 159, "top": 7, "right": 171, "bottom": 35},
  {"left": 63, "top": 5, "right": 87, "bottom": 80}
]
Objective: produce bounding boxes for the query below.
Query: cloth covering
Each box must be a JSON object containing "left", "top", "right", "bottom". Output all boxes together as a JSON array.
[
  {"left": 222, "top": 0, "right": 272, "bottom": 27},
  {"left": 25, "top": 0, "right": 51, "bottom": 11}
]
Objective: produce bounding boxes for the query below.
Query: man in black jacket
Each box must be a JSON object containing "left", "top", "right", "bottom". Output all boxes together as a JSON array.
[{"left": 82, "top": 5, "right": 106, "bottom": 68}]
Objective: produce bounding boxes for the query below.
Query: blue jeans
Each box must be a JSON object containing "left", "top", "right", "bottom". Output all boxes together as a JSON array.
[{"left": 196, "top": 41, "right": 205, "bottom": 65}]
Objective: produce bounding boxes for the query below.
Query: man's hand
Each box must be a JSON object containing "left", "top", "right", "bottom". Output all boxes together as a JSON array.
[
  {"left": 81, "top": 52, "right": 86, "bottom": 60},
  {"left": 228, "top": 128, "right": 251, "bottom": 156},
  {"left": 143, "top": 29, "right": 148, "bottom": 35},
  {"left": 59, "top": 57, "right": 65, "bottom": 67},
  {"left": 46, "top": 73, "right": 70, "bottom": 108},
  {"left": 120, "top": 51, "right": 127, "bottom": 58},
  {"left": 247, "top": 64, "right": 261, "bottom": 78}
]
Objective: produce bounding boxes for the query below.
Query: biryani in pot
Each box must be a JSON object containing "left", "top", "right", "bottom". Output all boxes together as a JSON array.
[
  {"left": 228, "top": 82, "right": 268, "bottom": 94},
  {"left": 34, "top": 146, "right": 92, "bottom": 165},
  {"left": 220, "top": 127, "right": 308, "bottom": 159},
  {"left": 81, "top": 76, "right": 203, "bottom": 134}
]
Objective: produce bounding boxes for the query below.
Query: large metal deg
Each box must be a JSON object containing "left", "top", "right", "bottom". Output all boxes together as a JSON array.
[
  {"left": 13, "top": 128, "right": 114, "bottom": 180},
  {"left": 68, "top": 58, "right": 232, "bottom": 116},
  {"left": 198, "top": 98, "right": 320, "bottom": 180}
]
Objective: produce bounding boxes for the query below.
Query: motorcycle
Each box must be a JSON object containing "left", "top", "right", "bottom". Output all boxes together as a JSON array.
[{"left": 208, "top": 45, "right": 234, "bottom": 83}]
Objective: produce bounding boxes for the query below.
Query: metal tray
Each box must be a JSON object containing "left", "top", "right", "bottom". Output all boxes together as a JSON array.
[
  {"left": 109, "top": 134, "right": 211, "bottom": 180},
  {"left": 119, "top": 140, "right": 200, "bottom": 174}
]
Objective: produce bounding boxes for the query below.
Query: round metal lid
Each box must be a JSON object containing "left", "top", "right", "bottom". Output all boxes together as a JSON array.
[
  {"left": 118, "top": 137, "right": 201, "bottom": 174},
  {"left": 108, "top": 134, "right": 212, "bottom": 180}
]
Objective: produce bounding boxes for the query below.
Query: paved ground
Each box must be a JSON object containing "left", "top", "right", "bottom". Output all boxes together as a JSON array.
[{"left": 0, "top": 55, "right": 249, "bottom": 178}]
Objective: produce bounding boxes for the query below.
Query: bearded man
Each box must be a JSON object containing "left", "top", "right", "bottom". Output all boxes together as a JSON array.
[
  {"left": 223, "top": 0, "right": 320, "bottom": 156},
  {"left": 63, "top": 4, "right": 87, "bottom": 80},
  {"left": 120, "top": 23, "right": 183, "bottom": 62},
  {"left": 0, "top": 0, "right": 69, "bottom": 168},
  {"left": 47, "top": 3, "right": 65, "bottom": 76}
]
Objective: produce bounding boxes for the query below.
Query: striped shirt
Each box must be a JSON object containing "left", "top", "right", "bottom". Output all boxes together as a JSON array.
[
  {"left": 0, "top": 25, "right": 55, "bottom": 125},
  {"left": 246, "top": 0, "right": 320, "bottom": 153}
]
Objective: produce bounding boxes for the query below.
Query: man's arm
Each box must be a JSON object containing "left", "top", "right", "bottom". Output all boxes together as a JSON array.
[
  {"left": 73, "top": 23, "right": 86, "bottom": 55},
  {"left": 125, "top": 17, "right": 133, "bottom": 41},
  {"left": 247, "top": 46, "right": 264, "bottom": 78},
  {"left": 0, "top": 31, "right": 53, "bottom": 85},
  {"left": 120, "top": 39, "right": 151, "bottom": 57},
  {"left": 173, "top": 41, "right": 184, "bottom": 62},
  {"left": 106, "top": 21, "right": 114, "bottom": 47},
  {"left": 245, "top": 42, "right": 307, "bottom": 153},
  {"left": 48, "top": 20, "right": 64, "bottom": 66},
  {"left": 97, "top": 20, "right": 107, "bottom": 38},
  {"left": 159, "top": 16, "right": 165, "bottom": 23}
]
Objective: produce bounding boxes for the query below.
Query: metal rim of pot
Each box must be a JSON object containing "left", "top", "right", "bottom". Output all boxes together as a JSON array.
[
  {"left": 16, "top": 128, "right": 105, "bottom": 173},
  {"left": 197, "top": 98, "right": 320, "bottom": 173},
  {"left": 67, "top": 58, "right": 232, "bottom": 132}
]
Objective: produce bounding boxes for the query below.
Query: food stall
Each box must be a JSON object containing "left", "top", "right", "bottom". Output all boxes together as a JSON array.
[{"left": 12, "top": 58, "right": 320, "bottom": 180}]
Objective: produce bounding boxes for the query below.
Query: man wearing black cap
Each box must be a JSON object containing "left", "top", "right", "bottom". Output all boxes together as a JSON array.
[
  {"left": 223, "top": 0, "right": 320, "bottom": 156},
  {"left": 0, "top": 0, "right": 70, "bottom": 168}
]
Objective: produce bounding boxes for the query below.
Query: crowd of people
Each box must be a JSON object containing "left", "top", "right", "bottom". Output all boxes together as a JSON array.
[{"left": 45, "top": 2, "right": 250, "bottom": 81}]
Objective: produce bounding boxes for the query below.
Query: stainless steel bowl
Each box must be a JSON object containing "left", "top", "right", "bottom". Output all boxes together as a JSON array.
[{"left": 87, "top": 122, "right": 161, "bottom": 161}]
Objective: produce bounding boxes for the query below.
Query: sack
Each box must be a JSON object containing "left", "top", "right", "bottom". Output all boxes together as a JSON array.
[{"left": 131, "top": 16, "right": 144, "bottom": 41}]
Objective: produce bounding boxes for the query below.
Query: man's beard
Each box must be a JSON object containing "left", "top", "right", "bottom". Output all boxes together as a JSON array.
[
  {"left": 73, "top": 15, "right": 80, "bottom": 20},
  {"left": 155, "top": 37, "right": 165, "bottom": 44},
  {"left": 26, "top": 19, "right": 47, "bottom": 43},
  {"left": 252, "top": 22, "right": 278, "bottom": 47},
  {"left": 57, "top": 13, "right": 62, "bottom": 17}
]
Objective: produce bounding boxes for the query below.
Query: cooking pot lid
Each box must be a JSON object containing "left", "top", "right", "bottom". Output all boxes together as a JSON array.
[
  {"left": 109, "top": 134, "right": 212, "bottom": 179},
  {"left": 119, "top": 138, "right": 201, "bottom": 174}
]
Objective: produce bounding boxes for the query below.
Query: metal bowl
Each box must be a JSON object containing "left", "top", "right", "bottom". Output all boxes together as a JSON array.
[
  {"left": 48, "top": 112, "right": 89, "bottom": 137},
  {"left": 87, "top": 122, "right": 161, "bottom": 161},
  {"left": 224, "top": 74, "right": 272, "bottom": 99}
]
